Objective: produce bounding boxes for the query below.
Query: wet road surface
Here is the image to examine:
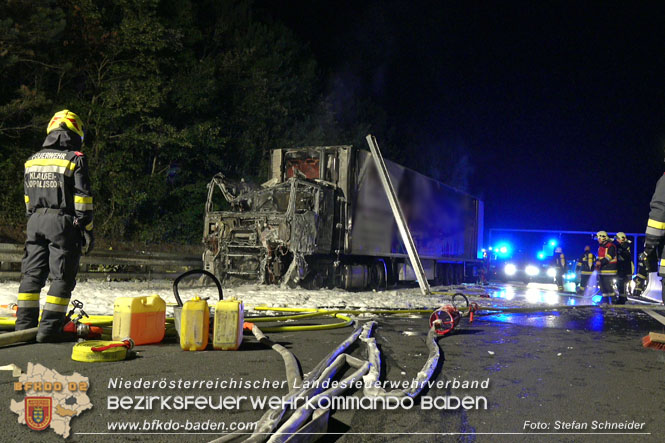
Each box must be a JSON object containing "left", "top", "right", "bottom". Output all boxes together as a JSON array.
[{"left": 1, "top": 283, "right": 664, "bottom": 442}]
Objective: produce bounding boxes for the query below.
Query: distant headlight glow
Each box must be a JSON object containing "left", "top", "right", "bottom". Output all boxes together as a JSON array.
[
  {"left": 546, "top": 267, "right": 557, "bottom": 278},
  {"left": 504, "top": 263, "right": 517, "bottom": 276},
  {"left": 525, "top": 265, "right": 540, "bottom": 276}
]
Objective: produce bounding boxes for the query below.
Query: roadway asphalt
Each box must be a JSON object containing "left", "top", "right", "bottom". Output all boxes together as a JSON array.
[{"left": 1, "top": 288, "right": 664, "bottom": 442}]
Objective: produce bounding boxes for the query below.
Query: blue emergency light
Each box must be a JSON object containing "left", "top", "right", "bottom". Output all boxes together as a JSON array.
[{"left": 494, "top": 243, "right": 511, "bottom": 258}]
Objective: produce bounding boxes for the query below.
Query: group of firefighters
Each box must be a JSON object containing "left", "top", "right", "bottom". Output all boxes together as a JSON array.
[{"left": 554, "top": 232, "right": 634, "bottom": 304}]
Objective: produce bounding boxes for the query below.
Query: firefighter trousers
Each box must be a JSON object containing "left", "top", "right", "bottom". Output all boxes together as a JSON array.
[
  {"left": 599, "top": 273, "right": 616, "bottom": 302},
  {"left": 555, "top": 267, "right": 564, "bottom": 291},
  {"left": 615, "top": 274, "right": 631, "bottom": 296},
  {"left": 580, "top": 273, "right": 592, "bottom": 291},
  {"left": 16, "top": 209, "right": 82, "bottom": 338}
]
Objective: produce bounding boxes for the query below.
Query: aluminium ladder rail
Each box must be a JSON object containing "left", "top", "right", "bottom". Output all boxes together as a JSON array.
[{"left": 365, "top": 134, "right": 431, "bottom": 296}]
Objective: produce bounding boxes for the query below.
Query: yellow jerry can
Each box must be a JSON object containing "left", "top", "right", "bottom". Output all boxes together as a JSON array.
[
  {"left": 112, "top": 295, "right": 166, "bottom": 345},
  {"left": 180, "top": 296, "right": 209, "bottom": 351},
  {"left": 213, "top": 299, "right": 244, "bottom": 350}
]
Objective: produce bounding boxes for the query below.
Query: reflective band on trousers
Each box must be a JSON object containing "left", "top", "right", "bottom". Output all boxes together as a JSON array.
[
  {"left": 45, "top": 295, "right": 70, "bottom": 306},
  {"left": 44, "top": 302, "right": 69, "bottom": 313},
  {"left": 18, "top": 293, "right": 40, "bottom": 301},
  {"left": 18, "top": 300, "right": 40, "bottom": 308},
  {"left": 600, "top": 270, "right": 617, "bottom": 275}
]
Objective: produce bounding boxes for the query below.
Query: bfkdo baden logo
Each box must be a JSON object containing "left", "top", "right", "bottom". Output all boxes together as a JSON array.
[
  {"left": 25, "top": 397, "right": 52, "bottom": 431},
  {"left": 10, "top": 363, "right": 92, "bottom": 438}
]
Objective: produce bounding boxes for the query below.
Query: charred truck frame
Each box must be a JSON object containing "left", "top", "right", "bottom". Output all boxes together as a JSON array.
[{"left": 203, "top": 145, "right": 484, "bottom": 290}]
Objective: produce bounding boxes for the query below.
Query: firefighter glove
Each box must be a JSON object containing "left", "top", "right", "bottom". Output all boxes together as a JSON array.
[
  {"left": 82, "top": 230, "right": 94, "bottom": 256},
  {"left": 644, "top": 235, "right": 660, "bottom": 251}
]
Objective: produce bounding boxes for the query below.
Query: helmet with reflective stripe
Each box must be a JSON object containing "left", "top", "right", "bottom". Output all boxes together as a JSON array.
[
  {"left": 47, "top": 110, "right": 84, "bottom": 139},
  {"left": 615, "top": 232, "right": 627, "bottom": 241},
  {"left": 596, "top": 231, "right": 609, "bottom": 241}
]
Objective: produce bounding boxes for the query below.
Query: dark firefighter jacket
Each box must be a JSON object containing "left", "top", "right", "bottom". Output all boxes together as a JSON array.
[
  {"left": 597, "top": 241, "right": 617, "bottom": 275},
  {"left": 646, "top": 173, "right": 665, "bottom": 245},
  {"left": 616, "top": 242, "right": 633, "bottom": 276},
  {"left": 646, "top": 173, "right": 665, "bottom": 276},
  {"left": 23, "top": 130, "right": 93, "bottom": 231},
  {"left": 576, "top": 252, "right": 595, "bottom": 275},
  {"left": 553, "top": 253, "right": 566, "bottom": 271}
]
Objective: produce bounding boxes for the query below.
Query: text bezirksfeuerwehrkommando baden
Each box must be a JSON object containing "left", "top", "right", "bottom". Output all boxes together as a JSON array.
[
  {"left": 106, "top": 377, "right": 490, "bottom": 411},
  {"left": 107, "top": 394, "right": 487, "bottom": 411}
]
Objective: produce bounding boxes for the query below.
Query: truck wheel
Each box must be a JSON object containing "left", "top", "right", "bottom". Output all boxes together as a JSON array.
[
  {"left": 302, "top": 271, "right": 324, "bottom": 290},
  {"left": 369, "top": 260, "right": 387, "bottom": 291},
  {"left": 454, "top": 264, "right": 464, "bottom": 285},
  {"left": 443, "top": 264, "right": 454, "bottom": 286}
]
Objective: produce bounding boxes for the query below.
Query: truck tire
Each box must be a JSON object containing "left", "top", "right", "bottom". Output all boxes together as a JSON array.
[
  {"left": 369, "top": 260, "right": 387, "bottom": 291},
  {"left": 454, "top": 264, "right": 464, "bottom": 285}
]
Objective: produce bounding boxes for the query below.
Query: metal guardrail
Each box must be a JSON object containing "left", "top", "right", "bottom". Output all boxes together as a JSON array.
[{"left": 0, "top": 243, "right": 202, "bottom": 280}]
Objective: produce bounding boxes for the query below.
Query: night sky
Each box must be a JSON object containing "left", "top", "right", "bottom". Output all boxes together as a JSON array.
[{"left": 262, "top": 1, "right": 665, "bottom": 234}]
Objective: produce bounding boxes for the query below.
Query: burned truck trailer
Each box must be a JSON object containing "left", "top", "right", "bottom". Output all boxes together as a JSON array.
[{"left": 202, "top": 145, "right": 484, "bottom": 290}]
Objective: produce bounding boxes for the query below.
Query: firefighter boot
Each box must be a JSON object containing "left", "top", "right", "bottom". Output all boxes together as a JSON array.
[
  {"left": 632, "top": 277, "right": 645, "bottom": 297},
  {"left": 15, "top": 293, "right": 40, "bottom": 331},
  {"left": 36, "top": 311, "right": 76, "bottom": 342},
  {"left": 616, "top": 277, "right": 627, "bottom": 304},
  {"left": 36, "top": 295, "right": 74, "bottom": 343}
]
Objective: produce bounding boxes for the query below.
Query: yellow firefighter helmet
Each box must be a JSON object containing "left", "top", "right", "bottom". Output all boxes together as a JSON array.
[
  {"left": 46, "top": 110, "right": 84, "bottom": 139},
  {"left": 596, "top": 231, "right": 609, "bottom": 241}
]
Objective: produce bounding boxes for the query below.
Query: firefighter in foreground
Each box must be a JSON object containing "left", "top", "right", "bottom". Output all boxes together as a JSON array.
[
  {"left": 596, "top": 231, "right": 618, "bottom": 303},
  {"left": 614, "top": 232, "right": 632, "bottom": 304},
  {"left": 553, "top": 246, "right": 566, "bottom": 291},
  {"left": 576, "top": 245, "right": 595, "bottom": 294},
  {"left": 642, "top": 170, "right": 665, "bottom": 304},
  {"left": 16, "top": 110, "right": 94, "bottom": 342}
]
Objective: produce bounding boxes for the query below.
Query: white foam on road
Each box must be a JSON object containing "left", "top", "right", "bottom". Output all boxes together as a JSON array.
[{"left": 0, "top": 279, "right": 589, "bottom": 316}]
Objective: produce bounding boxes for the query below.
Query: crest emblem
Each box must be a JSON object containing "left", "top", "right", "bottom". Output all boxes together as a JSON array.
[{"left": 25, "top": 397, "right": 52, "bottom": 431}]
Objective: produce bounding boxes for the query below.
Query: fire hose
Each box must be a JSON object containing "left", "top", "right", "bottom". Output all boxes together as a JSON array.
[{"left": 209, "top": 306, "right": 469, "bottom": 443}]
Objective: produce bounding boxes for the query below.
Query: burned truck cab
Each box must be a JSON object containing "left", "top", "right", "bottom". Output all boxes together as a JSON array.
[
  {"left": 203, "top": 147, "right": 345, "bottom": 287},
  {"left": 203, "top": 144, "right": 484, "bottom": 290}
]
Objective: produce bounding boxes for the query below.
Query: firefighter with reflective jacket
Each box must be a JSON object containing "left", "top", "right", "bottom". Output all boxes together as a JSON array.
[
  {"left": 596, "top": 231, "right": 617, "bottom": 303},
  {"left": 643, "top": 171, "right": 665, "bottom": 304},
  {"left": 575, "top": 245, "right": 595, "bottom": 294},
  {"left": 552, "top": 247, "right": 566, "bottom": 291},
  {"left": 632, "top": 252, "right": 651, "bottom": 297},
  {"left": 16, "top": 110, "right": 94, "bottom": 342},
  {"left": 614, "top": 232, "right": 632, "bottom": 304}
]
